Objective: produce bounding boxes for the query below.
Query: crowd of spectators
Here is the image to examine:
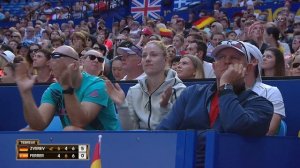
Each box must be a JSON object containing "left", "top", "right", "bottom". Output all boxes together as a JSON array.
[
  {"left": 0, "top": 0, "right": 299, "bottom": 139},
  {"left": 216, "top": 0, "right": 285, "bottom": 8},
  {"left": 0, "top": 0, "right": 119, "bottom": 22}
]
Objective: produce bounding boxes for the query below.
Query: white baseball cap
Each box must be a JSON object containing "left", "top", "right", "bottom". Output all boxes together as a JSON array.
[
  {"left": 243, "top": 42, "right": 263, "bottom": 82},
  {"left": 1, "top": 50, "right": 15, "bottom": 63},
  {"left": 212, "top": 40, "right": 251, "bottom": 63}
]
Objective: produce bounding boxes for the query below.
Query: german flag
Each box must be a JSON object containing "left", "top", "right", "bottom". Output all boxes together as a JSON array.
[
  {"left": 19, "top": 146, "right": 29, "bottom": 152},
  {"left": 19, "top": 153, "right": 29, "bottom": 159},
  {"left": 159, "top": 28, "right": 173, "bottom": 38},
  {"left": 193, "top": 16, "right": 216, "bottom": 29}
]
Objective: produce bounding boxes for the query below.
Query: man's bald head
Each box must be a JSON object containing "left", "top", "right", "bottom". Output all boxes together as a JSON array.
[
  {"left": 84, "top": 49, "right": 103, "bottom": 57},
  {"left": 53, "top": 45, "right": 79, "bottom": 60}
]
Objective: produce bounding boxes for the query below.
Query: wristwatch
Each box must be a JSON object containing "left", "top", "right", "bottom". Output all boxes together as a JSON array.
[
  {"left": 62, "top": 87, "right": 74, "bottom": 95},
  {"left": 220, "top": 83, "right": 233, "bottom": 91}
]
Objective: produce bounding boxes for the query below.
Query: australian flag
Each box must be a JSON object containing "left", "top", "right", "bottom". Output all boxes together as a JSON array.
[
  {"left": 173, "top": 0, "right": 192, "bottom": 10},
  {"left": 131, "top": 0, "right": 161, "bottom": 21}
]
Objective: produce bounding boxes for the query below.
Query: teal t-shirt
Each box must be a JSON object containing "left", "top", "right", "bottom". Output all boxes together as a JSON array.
[{"left": 41, "top": 72, "right": 120, "bottom": 130}]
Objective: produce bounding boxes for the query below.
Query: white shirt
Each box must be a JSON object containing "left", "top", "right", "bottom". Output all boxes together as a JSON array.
[
  {"left": 279, "top": 41, "right": 291, "bottom": 56},
  {"left": 206, "top": 43, "right": 214, "bottom": 58},
  {"left": 252, "top": 81, "right": 286, "bottom": 117},
  {"left": 203, "top": 61, "right": 216, "bottom": 78}
]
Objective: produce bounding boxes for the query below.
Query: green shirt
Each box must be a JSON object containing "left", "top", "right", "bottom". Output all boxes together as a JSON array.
[{"left": 41, "top": 72, "right": 120, "bottom": 130}]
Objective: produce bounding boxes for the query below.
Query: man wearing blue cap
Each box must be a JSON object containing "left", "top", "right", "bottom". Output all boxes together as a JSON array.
[
  {"left": 157, "top": 41, "right": 273, "bottom": 136},
  {"left": 157, "top": 40, "right": 273, "bottom": 167},
  {"left": 117, "top": 41, "right": 145, "bottom": 80}
]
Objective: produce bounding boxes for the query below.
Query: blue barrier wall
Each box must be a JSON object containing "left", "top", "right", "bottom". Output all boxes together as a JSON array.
[
  {"left": 0, "top": 130, "right": 299, "bottom": 168},
  {"left": 0, "top": 78, "right": 300, "bottom": 136},
  {"left": 0, "top": 131, "right": 196, "bottom": 168},
  {"left": 0, "top": 84, "right": 47, "bottom": 131},
  {"left": 205, "top": 130, "right": 300, "bottom": 168}
]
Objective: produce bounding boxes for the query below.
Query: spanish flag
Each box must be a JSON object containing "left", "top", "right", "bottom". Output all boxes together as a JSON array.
[
  {"left": 193, "top": 16, "right": 216, "bottom": 29},
  {"left": 159, "top": 28, "right": 173, "bottom": 38},
  {"left": 19, "top": 153, "right": 29, "bottom": 159},
  {"left": 90, "top": 135, "right": 102, "bottom": 168}
]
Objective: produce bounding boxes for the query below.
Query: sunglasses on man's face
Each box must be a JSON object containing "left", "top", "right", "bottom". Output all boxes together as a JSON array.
[
  {"left": 294, "top": 23, "right": 300, "bottom": 27},
  {"left": 87, "top": 55, "right": 104, "bottom": 63},
  {"left": 50, "top": 52, "right": 78, "bottom": 60},
  {"left": 292, "top": 63, "right": 300, "bottom": 68}
]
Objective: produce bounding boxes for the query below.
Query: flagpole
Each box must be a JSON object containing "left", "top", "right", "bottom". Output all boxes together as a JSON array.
[
  {"left": 90, "top": 134, "right": 103, "bottom": 168},
  {"left": 98, "top": 135, "right": 102, "bottom": 159}
]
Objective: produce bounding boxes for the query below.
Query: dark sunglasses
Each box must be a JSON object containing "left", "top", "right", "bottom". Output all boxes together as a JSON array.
[
  {"left": 11, "top": 35, "right": 19, "bottom": 38},
  {"left": 294, "top": 23, "right": 300, "bottom": 27},
  {"left": 87, "top": 55, "right": 104, "bottom": 63},
  {"left": 51, "top": 52, "right": 78, "bottom": 60},
  {"left": 292, "top": 63, "right": 300, "bottom": 68}
]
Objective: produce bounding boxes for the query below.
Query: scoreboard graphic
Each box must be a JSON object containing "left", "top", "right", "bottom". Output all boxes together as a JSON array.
[{"left": 16, "top": 139, "right": 89, "bottom": 160}]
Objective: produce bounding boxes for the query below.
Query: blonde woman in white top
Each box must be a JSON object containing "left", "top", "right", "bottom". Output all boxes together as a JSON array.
[{"left": 106, "top": 41, "right": 186, "bottom": 130}]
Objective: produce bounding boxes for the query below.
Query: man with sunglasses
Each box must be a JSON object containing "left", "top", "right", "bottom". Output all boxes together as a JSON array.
[
  {"left": 82, "top": 49, "right": 105, "bottom": 77},
  {"left": 158, "top": 40, "right": 273, "bottom": 136},
  {"left": 14, "top": 45, "right": 120, "bottom": 131}
]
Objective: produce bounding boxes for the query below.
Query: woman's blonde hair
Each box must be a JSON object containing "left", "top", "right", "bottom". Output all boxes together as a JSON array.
[
  {"left": 173, "top": 34, "right": 184, "bottom": 43},
  {"left": 182, "top": 55, "right": 204, "bottom": 79},
  {"left": 145, "top": 40, "right": 167, "bottom": 57}
]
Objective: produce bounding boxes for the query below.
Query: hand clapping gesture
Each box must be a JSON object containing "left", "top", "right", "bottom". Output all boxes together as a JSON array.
[
  {"left": 105, "top": 80, "right": 126, "bottom": 105},
  {"left": 15, "top": 62, "right": 37, "bottom": 93},
  {"left": 160, "top": 86, "right": 172, "bottom": 108},
  {"left": 57, "top": 63, "right": 76, "bottom": 89}
]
